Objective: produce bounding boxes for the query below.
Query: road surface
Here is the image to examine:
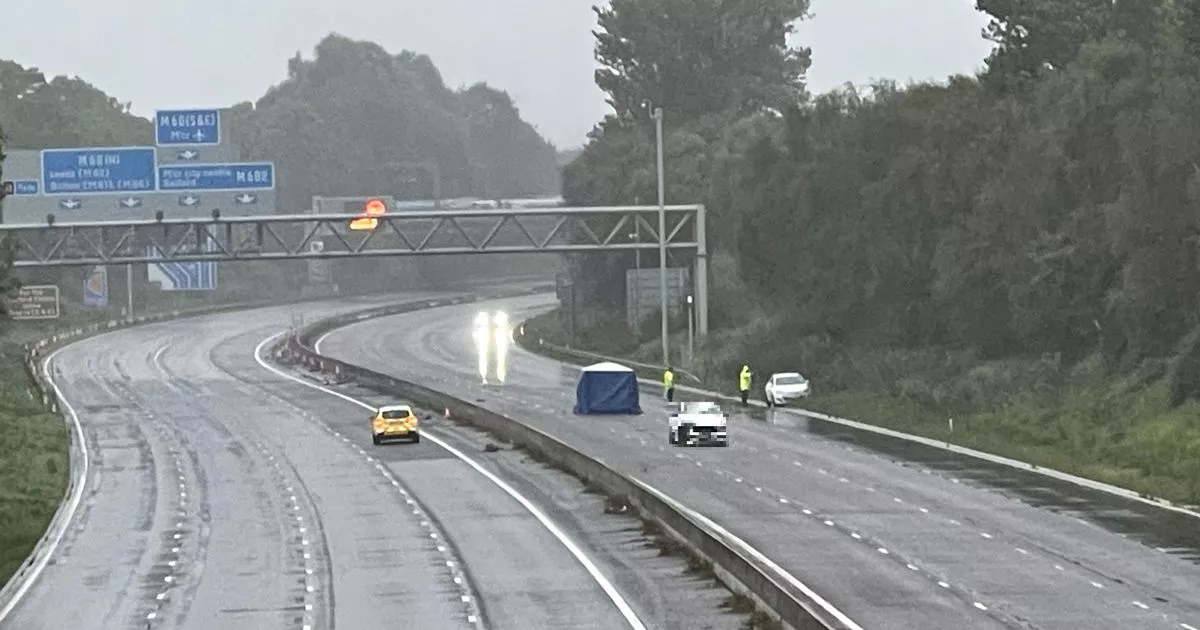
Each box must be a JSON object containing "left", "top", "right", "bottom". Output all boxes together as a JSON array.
[
  {"left": 0, "top": 292, "right": 659, "bottom": 630},
  {"left": 316, "top": 293, "right": 1200, "bottom": 630}
]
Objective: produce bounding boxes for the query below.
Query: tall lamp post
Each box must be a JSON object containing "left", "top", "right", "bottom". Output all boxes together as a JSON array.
[
  {"left": 653, "top": 106, "right": 669, "bottom": 367},
  {"left": 686, "top": 294, "right": 695, "bottom": 366}
]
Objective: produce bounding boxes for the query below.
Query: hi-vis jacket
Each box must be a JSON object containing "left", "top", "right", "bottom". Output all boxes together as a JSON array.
[{"left": 739, "top": 366, "right": 752, "bottom": 391}]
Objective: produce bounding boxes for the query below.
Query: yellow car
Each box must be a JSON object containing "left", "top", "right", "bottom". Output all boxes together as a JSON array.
[{"left": 371, "top": 404, "right": 421, "bottom": 444}]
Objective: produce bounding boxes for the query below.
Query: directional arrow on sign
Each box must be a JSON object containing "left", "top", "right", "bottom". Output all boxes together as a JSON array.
[
  {"left": 156, "top": 262, "right": 188, "bottom": 289},
  {"left": 178, "top": 194, "right": 201, "bottom": 207},
  {"left": 234, "top": 193, "right": 258, "bottom": 205},
  {"left": 58, "top": 198, "right": 82, "bottom": 210},
  {"left": 118, "top": 196, "right": 142, "bottom": 208},
  {"left": 177, "top": 149, "right": 200, "bottom": 160},
  {"left": 193, "top": 130, "right": 206, "bottom": 142}
]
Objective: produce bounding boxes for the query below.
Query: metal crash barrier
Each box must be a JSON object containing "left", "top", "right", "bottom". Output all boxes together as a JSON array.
[{"left": 278, "top": 298, "right": 846, "bottom": 630}]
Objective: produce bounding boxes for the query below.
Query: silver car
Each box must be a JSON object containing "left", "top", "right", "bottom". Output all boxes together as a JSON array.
[{"left": 764, "top": 372, "right": 811, "bottom": 407}]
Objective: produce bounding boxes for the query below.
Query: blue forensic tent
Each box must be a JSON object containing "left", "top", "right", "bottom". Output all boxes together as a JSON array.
[{"left": 573, "top": 362, "right": 642, "bottom": 415}]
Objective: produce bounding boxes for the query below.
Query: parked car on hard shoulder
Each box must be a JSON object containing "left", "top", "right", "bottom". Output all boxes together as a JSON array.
[{"left": 764, "top": 372, "right": 811, "bottom": 407}]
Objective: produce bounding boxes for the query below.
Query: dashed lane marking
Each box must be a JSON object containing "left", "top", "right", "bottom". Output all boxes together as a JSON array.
[{"left": 255, "top": 333, "right": 648, "bottom": 630}]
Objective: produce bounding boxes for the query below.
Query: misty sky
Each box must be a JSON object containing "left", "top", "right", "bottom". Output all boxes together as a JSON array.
[{"left": 4, "top": 0, "right": 992, "bottom": 149}]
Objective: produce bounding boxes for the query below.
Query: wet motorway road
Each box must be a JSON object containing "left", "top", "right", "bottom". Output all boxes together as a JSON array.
[
  {"left": 316, "top": 293, "right": 1200, "bottom": 630},
  {"left": 1, "top": 291, "right": 636, "bottom": 630}
]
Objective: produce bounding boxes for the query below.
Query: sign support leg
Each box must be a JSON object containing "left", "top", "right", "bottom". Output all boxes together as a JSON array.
[{"left": 126, "top": 264, "right": 134, "bottom": 317}]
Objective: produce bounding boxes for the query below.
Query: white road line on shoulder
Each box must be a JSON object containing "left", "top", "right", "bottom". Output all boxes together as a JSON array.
[
  {"left": 0, "top": 345, "right": 91, "bottom": 623},
  {"left": 631, "top": 477, "right": 865, "bottom": 630},
  {"left": 253, "top": 332, "right": 648, "bottom": 630},
  {"left": 313, "top": 330, "right": 333, "bottom": 355}
]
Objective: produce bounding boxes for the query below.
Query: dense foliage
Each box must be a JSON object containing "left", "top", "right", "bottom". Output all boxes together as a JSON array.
[
  {"left": 228, "top": 34, "right": 559, "bottom": 212},
  {"left": 0, "top": 60, "right": 153, "bottom": 148},
  {"left": 557, "top": 0, "right": 1200, "bottom": 501},
  {"left": 568, "top": 0, "right": 1200, "bottom": 377}
]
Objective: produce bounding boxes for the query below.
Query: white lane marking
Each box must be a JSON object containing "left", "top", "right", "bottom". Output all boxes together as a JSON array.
[
  {"left": 0, "top": 345, "right": 92, "bottom": 623},
  {"left": 313, "top": 330, "right": 333, "bottom": 355},
  {"left": 254, "top": 333, "right": 648, "bottom": 630},
  {"left": 631, "top": 477, "right": 866, "bottom": 630}
]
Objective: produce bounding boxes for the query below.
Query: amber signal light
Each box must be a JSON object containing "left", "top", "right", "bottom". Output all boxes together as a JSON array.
[{"left": 350, "top": 197, "right": 387, "bottom": 231}]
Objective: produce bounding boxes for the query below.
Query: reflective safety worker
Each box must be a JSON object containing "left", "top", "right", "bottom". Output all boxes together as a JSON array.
[
  {"left": 663, "top": 366, "right": 676, "bottom": 402},
  {"left": 739, "top": 365, "right": 752, "bottom": 406}
]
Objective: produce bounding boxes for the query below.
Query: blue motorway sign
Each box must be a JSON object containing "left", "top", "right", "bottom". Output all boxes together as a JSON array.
[
  {"left": 155, "top": 260, "right": 217, "bottom": 291},
  {"left": 12, "top": 180, "right": 38, "bottom": 195},
  {"left": 157, "top": 162, "right": 275, "bottom": 192},
  {"left": 156, "top": 109, "right": 220, "bottom": 146},
  {"left": 41, "top": 147, "right": 157, "bottom": 195}
]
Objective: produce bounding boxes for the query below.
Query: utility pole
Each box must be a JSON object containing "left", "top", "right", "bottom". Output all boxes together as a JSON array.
[{"left": 653, "top": 106, "right": 669, "bottom": 367}]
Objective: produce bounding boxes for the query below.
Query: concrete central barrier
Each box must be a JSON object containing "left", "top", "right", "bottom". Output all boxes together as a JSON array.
[{"left": 278, "top": 298, "right": 849, "bottom": 630}]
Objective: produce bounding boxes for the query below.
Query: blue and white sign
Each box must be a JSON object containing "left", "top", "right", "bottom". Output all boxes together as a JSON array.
[
  {"left": 146, "top": 242, "right": 217, "bottom": 291},
  {"left": 158, "top": 162, "right": 275, "bottom": 192},
  {"left": 41, "top": 147, "right": 157, "bottom": 195},
  {"left": 155, "top": 260, "right": 216, "bottom": 291},
  {"left": 12, "top": 180, "right": 38, "bottom": 195},
  {"left": 156, "top": 109, "right": 220, "bottom": 146},
  {"left": 83, "top": 265, "right": 109, "bottom": 307}
]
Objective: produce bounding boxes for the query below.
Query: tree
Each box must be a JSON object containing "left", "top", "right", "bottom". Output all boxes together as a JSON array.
[
  {"left": 0, "top": 60, "right": 152, "bottom": 148},
  {"left": 977, "top": 0, "right": 1168, "bottom": 89},
  {"left": 593, "top": 0, "right": 812, "bottom": 123},
  {"left": 564, "top": 1, "right": 815, "bottom": 319},
  {"left": 232, "top": 35, "right": 558, "bottom": 212}
]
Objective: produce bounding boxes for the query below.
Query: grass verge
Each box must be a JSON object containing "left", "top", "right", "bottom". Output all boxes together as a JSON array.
[
  {"left": 0, "top": 339, "right": 68, "bottom": 587},
  {"left": 518, "top": 309, "right": 1200, "bottom": 506}
]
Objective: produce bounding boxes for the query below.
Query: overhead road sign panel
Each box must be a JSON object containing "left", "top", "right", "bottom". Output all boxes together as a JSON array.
[
  {"left": 13, "top": 180, "right": 39, "bottom": 195},
  {"left": 3, "top": 180, "right": 38, "bottom": 196},
  {"left": 41, "top": 147, "right": 157, "bottom": 196},
  {"left": 146, "top": 238, "right": 217, "bottom": 291},
  {"left": 158, "top": 162, "right": 275, "bottom": 192},
  {"left": 156, "top": 109, "right": 220, "bottom": 146}
]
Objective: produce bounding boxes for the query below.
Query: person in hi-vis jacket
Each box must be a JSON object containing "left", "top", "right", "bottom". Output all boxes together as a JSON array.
[
  {"left": 739, "top": 365, "right": 752, "bottom": 406},
  {"left": 663, "top": 366, "right": 676, "bottom": 402}
]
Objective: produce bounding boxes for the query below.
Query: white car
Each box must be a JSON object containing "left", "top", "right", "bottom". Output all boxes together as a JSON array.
[
  {"left": 764, "top": 372, "right": 811, "bottom": 407},
  {"left": 668, "top": 401, "right": 729, "bottom": 447}
]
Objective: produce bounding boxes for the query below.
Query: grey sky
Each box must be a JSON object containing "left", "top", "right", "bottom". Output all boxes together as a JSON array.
[{"left": 4, "top": 0, "right": 992, "bottom": 149}]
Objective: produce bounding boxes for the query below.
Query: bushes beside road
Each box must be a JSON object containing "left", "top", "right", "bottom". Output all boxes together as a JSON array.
[{"left": 0, "top": 340, "right": 67, "bottom": 587}]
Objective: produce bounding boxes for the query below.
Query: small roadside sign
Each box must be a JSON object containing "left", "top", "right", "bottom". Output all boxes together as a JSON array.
[{"left": 4, "top": 285, "right": 61, "bottom": 320}]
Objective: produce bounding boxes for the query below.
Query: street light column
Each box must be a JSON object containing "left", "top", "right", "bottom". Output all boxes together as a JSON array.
[
  {"left": 653, "top": 107, "right": 669, "bottom": 367},
  {"left": 686, "top": 294, "right": 695, "bottom": 367}
]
